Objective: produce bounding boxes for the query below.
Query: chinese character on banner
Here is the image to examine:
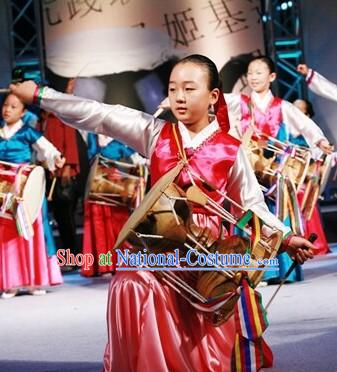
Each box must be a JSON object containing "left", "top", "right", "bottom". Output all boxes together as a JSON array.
[
  {"left": 205, "top": 0, "right": 250, "bottom": 37},
  {"left": 163, "top": 8, "right": 204, "bottom": 47},
  {"left": 245, "top": 0, "right": 262, "bottom": 24},
  {"left": 43, "top": 0, "right": 63, "bottom": 26},
  {"left": 67, "top": 0, "right": 102, "bottom": 20},
  {"left": 110, "top": 0, "right": 131, "bottom": 5},
  {"left": 132, "top": 22, "right": 146, "bottom": 28}
]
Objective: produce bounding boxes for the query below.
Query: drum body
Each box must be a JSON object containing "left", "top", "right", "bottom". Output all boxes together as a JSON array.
[
  {"left": 115, "top": 164, "right": 283, "bottom": 326},
  {"left": 301, "top": 154, "right": 334, "bottom": 219},
  {"left": 85, "top": 155, "right": 146, "bottom": 209},
  {"left": 0, "top": 161, "right": 45, "bottom": 224},
  {"left": 247, "top": 138, "right": 311, "bottom": 191}
]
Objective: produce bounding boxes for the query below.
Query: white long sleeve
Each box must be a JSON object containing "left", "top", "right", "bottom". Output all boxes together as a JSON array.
[
  {"left": 226, "top": 146, "right": 291, "bottom": 237},
  {"left": 224, "top": 91, "right": 327, "bottom": 148},
  {"left": 40, "top": 87, "right": 165, "bottom": 158},
  {"left": 224, "top": 93, "right": 243, "bottom": 139},
  {"left": 281, "top": 100, "right": 326, "bottom": 148},
  {"left": 40, "top": 87, "right": 289, "bottom": 236},
  {"left": 33, "top": 136, "right": 61, "bottom": 171},
  {"left": 307, "top": 69, "right": 337, "bottom": 102}
]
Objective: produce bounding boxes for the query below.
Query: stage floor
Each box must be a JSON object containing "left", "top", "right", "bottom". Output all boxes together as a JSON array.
[{"left": 1, "top": 248, "right": 337, "bottom": 372}]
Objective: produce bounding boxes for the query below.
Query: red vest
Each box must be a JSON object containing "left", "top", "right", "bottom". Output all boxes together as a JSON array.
[
  {"left": 150, "top": 122, "right": 241, "bottom": 207},
  {"left": 240, "top": 94, "right": 283, "bottom": 138}
]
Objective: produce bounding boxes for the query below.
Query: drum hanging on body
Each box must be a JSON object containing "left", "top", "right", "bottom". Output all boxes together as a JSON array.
[
  {"left": 85, "top": 155, "right": 147, "bottom": 209},
  {"left": 246, "top": 137, "right": 311, "bottom": 191},
  {"left": 301, "top": 153, "right": 334, "bottom": 220},
  {"left": 115, "top": 162, "right": 283, "bottom": 326},
  {"left": 0, "top": 160, "right": 46, "bottom": 238}
]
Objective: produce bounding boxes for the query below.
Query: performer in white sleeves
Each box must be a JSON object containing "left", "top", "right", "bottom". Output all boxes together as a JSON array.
[
  {"left": 10, "top": 55, "right": 316, "bottom": 372},
  {"left": 298, "top": 64, "right": 337, "bottom": 102}
]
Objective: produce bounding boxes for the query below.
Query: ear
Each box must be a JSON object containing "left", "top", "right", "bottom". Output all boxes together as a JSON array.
[
  {"left": 270, "top": 72, "right": 277, "bottom": 83},
  {"left": 210, "top": 88, "right": 220, "bottom": 105}
]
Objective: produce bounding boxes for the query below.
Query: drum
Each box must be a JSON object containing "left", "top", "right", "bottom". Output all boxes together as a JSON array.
[
  {"left": 0, "top": 160, "right": 46, "bottom": 225},
  {"left": 246, "top": 137, "right": 311, "bottom": 191},
  {"left": 115, "top": 163, "right": 283, "bottom": 326},
  {"left": 301, "top": 154, "right": 334, "bottom": 220},
  {"left": 85, "top": 155, "right": 147, "bottom": 209}
]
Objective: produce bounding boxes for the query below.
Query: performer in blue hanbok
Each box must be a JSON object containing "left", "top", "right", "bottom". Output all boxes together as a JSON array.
[{"left": 0, "top": 93, "right": 64, "bottom": 298}]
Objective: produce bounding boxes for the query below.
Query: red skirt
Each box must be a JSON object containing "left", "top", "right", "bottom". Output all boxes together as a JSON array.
[
  {"left": 81, "top": 201, "right": 129, "bottom": 277},
  {"left": 303, "top": 204, "right": 330, "bottom": 255}
]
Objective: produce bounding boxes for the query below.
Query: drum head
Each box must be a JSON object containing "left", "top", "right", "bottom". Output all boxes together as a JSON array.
[
  {"left": 115, "top": 162, "right": 184, "bottom": 248},
  {"left": 22, "top": 166, "right": 46, "bottom": 223},
  {"left": 85, "top": 155, "right": 100, "bottom": 199}
]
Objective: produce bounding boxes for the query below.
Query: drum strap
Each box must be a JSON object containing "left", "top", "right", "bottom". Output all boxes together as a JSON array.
[
  {"left": 172, "top": 124, "right": 200, "bottom": 187},
  {"left": 14, "top": 164, "right": 34, "bottom": 240},
  {"left": 172, "top": 124, "right": 188, "bottom": 163},
  {"left": 232, "top": 278, "right": 273, "bottom": 371}
]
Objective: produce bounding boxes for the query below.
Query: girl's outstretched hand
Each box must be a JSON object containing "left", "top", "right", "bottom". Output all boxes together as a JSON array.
[
  {"left": 9, "top": 80, "right": 38, "bottom": 105},
  {"left": 297, "top": 64, "right": 309, "bottom": 77}
]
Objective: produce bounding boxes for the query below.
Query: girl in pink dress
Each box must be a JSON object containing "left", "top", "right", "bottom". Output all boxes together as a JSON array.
[
  {"left": 223, "top": 56, "right": 332, "bottom": 283},
  {"left": 11, "top": 55, "right": 316, "bottom": 371},
  {"left": 0, "top": 93, "right": 64, "bottom": 299}
]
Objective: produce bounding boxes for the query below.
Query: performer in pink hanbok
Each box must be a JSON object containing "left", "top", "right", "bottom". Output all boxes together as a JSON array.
[
  {"left": 223, "top": 56, "right": 332, "bottom": 283},
  {"left": 11, "top": 55, "right": 316, "bottom": 372},
  {"left": 223, "top": 57, "right": 331, "bottom": 152}
]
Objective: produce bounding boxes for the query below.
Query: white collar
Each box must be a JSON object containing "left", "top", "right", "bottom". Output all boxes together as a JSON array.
[
  {"left": 251, "top": 90, "right": 274, "bottom": 112},
  {"left": 178, "top": 117, "right": 219, "bottom": 149},
  {"left": 0, "top": 119, "right": 24, "bottom": 140},
  {"left": 98, "top": 134, "right": 113, "bottom": 147}
]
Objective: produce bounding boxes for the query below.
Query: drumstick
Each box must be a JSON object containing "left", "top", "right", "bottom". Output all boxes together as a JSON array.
[
  {"left": 153, "top": 107, "right": 165, "bottom": 118},
  {"left": 265, "top": 233, "right": 317, "bottom": 310},
  {"left": 47, "top": 177, "right": 57, "bottom": 201},
  {"left": 0, "top": 88, "right": 10, "bottom": 94}
]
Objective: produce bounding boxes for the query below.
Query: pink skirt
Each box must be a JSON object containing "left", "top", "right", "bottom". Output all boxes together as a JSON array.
[
  {"left": 103, "top": 270, "right": 235, "bottom": 372},
  {"left": 103, "top": 213, "right": 235, "bottom": 371},
  {"left": 0, "top": 213, "right": 63, "bottom": 291},
  {"left": 81, "top": 201, "right": 129, "bottom": 277}
]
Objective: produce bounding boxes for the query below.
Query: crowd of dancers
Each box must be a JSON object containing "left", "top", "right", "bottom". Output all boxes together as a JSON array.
[{"left": 1, "top": 54, "right": 337, "bottom": 371}]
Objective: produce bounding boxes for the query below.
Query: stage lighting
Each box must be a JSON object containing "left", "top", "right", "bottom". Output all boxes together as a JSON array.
[{"left": 281, "top": 2, "right": 288, "bottom": 10}]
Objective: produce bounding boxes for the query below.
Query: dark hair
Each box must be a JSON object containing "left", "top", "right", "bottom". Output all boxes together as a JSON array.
[
  {"left": 175, "top": 54, "right": 221, "bottom": 91},
  {"left": 303, "top": 99, "right": 315, "bottom": 118},
  {"left": 248, "top": 55, "right": 276, "bottom": 73},
  {"left": 1, "top": 93, "right": 27, "bottom": 110}
]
